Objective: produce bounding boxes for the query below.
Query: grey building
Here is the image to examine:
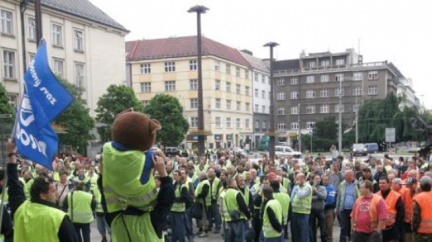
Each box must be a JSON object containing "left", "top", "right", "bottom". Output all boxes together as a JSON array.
[{"left": 273, "top": 48, "right": 403, "bottom": 145}]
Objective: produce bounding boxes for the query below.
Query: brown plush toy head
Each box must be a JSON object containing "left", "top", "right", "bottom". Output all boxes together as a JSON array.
[{"left": 112, "top": 109, "right": 162, "bottom": 151}]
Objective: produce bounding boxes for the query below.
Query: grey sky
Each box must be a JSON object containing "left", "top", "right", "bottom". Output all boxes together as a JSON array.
[{"left": 89, "top": 0, "right": 432, "bottom": 108}]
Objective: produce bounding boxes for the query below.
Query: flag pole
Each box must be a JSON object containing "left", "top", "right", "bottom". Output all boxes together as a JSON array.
[{"left": 0, "top": 114, "right": 14, "bottom": 236}]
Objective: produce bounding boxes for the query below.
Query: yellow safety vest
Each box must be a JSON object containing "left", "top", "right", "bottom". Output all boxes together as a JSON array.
[
  {"left": 263, "top": 199, "right": 283, "bottom": 238},
  {"left": 195, "top": 180, "right": 211, "bottom": 206},
  {"left": 67, "top": 190, "right": 94, "bottom": 224},
  {"left": 171, "top": 183, "right": 187, "bottom": 212},
  {"left": 273, "top": 192, "right": 290, "bottom": 224},
  {"left": 292, "top": 184, "right": 312, "bottom": 214}
]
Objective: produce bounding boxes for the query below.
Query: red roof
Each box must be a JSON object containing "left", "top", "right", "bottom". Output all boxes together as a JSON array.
[{"left": 126, "top": 36, "right": 250, "bottom": 68}]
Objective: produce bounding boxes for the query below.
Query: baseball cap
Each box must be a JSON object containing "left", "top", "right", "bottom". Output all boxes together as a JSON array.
[{"left": 267, "top": 172, "right": 277, "bottom": 181}]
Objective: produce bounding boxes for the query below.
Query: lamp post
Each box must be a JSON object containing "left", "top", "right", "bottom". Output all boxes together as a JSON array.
[
  {"left": 188, "top": 5, "right": 208, "bottom": 157},
  {"left": 263, "top": 42, "right": 278, "bottom": 161},
  {"left": 310, "top": 128, "right": 313, "bottom": 153},
  {"left": 35, "top": 0, "right": 43, "bottom": 45},
  {"left": 338, "top": 76, "right": 343, "bottom": 154}
]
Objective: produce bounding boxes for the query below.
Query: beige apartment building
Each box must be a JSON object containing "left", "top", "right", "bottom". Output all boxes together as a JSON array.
[
  {"left": 126, "top": 36, "right": 253, "bottom": 149},
  {"left": 273, "top": 49, "right": 403, "bottom": 146},
  {"left": 0, "top": 0, "right": 128, "bottom": 117}
]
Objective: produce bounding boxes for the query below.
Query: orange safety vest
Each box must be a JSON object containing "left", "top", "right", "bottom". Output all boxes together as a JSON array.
[
  {"left": 402, "top": 188, "right": 416, "bottom": 223},
  {"left": 413, "top": 191, "right": 432, "bottom": 234},
  {"left": 352, "top": 194, "right": 384, "bottom": 231},
  {"left": 376, "top": 190, "right": 401, "bottom": 227},
  {"left": 395, "top": 187, "right": 406, "bottom": 196}
]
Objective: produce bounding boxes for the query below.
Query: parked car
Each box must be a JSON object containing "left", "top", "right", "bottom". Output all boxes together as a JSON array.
[
  {"left": 352, "top": 143, "right": 368, "bottom": 156},
  {"left": 275, "top": 145, "right": 301, "bottom": 158},
  {"left": 365, "top": 143, "right": 379, "bottom": 153},
  {"left": 164, "top": 147, "right": 179, "bottom": 157},
  {"left": 229, "top": 147, "right": 248, "bottom": 157}
]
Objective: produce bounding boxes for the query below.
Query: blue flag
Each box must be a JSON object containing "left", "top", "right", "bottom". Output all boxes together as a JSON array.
[{"left": 15, "top": 40, "right": 73, "bottom": 170}]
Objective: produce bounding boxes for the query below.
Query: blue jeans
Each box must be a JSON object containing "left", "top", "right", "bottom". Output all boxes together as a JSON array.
[
  {"left": 291, "top": 213, "right": 310, "bottom": 242},
  {"left": 209, "top": 202, "right": 222, "bottom": 231},
  {"left": 95, "top": 213, "right": 111, "bottom": 236},
  {"left": 225, "top": 220, "right": 245, "bottom": 242},
  {"left": 171, "top": 212, "right": 186, "bottom": 242},
  {"left": 185, "top": 209, "right": 194, "bottom": 241},
  {"left": 339, "top": 209, "right": 352, "bottom": 242},
  {"left": 309, "top": 208, "right": 327, "bottom": 242},
  {"left": 74, "top": 223, "right": 91, "bottom": 242},
  {"left": 260, "top": 230, "right": 284, "bottom": 242}
]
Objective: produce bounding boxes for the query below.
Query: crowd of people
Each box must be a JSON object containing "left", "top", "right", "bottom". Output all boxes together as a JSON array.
[{"left": 2, "top": 140, "right": 432, "bottom": 242}]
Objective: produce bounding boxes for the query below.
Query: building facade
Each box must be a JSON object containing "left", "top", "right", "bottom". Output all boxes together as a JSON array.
[
  {"left": 240, "top": 50, "right": 270, "bottom": 150},
  {"left": 0, "top": 0, "right": 128, "bottom": 117},
  {"left": 126, "top": 36, "right": 254, "bottom": 150},
  {"left": 397, "top": 77, "right": 416, "bottom": 109},
  {"left": 273, "top": 48, "right": 403, "bottom": 146}
]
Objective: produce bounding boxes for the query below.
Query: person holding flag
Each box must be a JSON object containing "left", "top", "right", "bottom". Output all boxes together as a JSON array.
[{"left": 5, "top": 39, "right": 77, "bottom": 242}]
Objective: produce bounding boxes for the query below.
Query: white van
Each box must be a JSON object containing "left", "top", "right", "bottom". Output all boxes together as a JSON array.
[{"left": 275, "top": 146, "right": 301, "bottom": 158}]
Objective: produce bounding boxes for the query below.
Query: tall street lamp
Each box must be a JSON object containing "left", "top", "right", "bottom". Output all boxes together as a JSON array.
[
  {"left": 188, "top": 5, "right": 208, "bottom": 157},
  {"left": 338, "top": 76, "right": 343, "bottom": 154},
  {"left": 264, "top": 42, "right": 278, "bottom": 161}
]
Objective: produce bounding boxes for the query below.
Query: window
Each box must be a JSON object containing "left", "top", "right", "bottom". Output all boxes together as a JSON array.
[
  {"left": 216, "top": 117, "right": 222, "bottom": 128},
  {"left": 245, "top": 103, "right": 250, "bottom": 112},
  {"left": 308, "top": 61, "right": 316, "bottom": 68},
  {"left": 236, "top": 84, "right": 241, "bottom": 94},
  {"left": 226, "top": 100, "right": 231, "bottom": 110},
  {"left": 290, "top": 77, "right": 298, "bottom": 85},
  {"left": 368, "top": 85, "right": 378, "bottom": 95},
  {"left": 215, "top": 98, "right": 221, "bottom": 109},
  {"left": 142, "top": 100, "right": 150, "bottom": 106},
  {"left": 140, "top": 63, "right": 151, "bottom": 74},
  {"left": 306, "top": 76, "right": 315, "bottom": 84},
  {"left": 290, "top": 91, "right": 298, "bottom": 99},
  {"left": 190, "top": 98, "right": 198, "bottom": 109},
  {"left": 236, "top": 118, "right": 241, "bottom": 128},
  {"left": 189, "top": 60, "right": 197, "bottom": 70},
  {"left": 278, "top": 122, "right": 286, "bottom": 130},
  {"left": 52, "top": 24, "right": 63, "bottom": 46},
  {"left": 291, "top": 106, "right": 298, "bottom": 115},
  {"left": 75, "top": 63, "right": 85, "bottom": 87},
  {"left": 245, "top": 119, "right": 250, "bottom": 128},
  {"left": 226, "top": 82, "right": 231, "bottom": 92},
  {"left": 254, "top": 72, "right": 259, "bottom": 82},
  {"left": 320, "top": 75, "right": 329, "bottom": 83},
  {"left": 306, "top": 122, "right": 315, "bottom": 129},
  {"left": 262, "top": 121, "right": 266, "bottom": 129},
  {"left": 306, "top": 90, "right": 315, "bottom": 98},
  {"left": 190, "top": 79, "right": 198, "bottom": 90},
  {"left": 255, "top": 121, "right": 260, "bottom": 130},
  {"left": 352, "top": 87, "right": 362, "bottom": 96},
  {"left": 277, "top": 78, "right": 285, "bottom": 86},
  {"left": 335, "top": 73, "right": 344, "bottom": 82},
  {"left": 215, "top": 79, "right": 221, "bottom": 90},
  {"left": 53, "top": 59, "right": 64, "bottom": 77},
  {"left": 245, "top": 86, "right": 250, "bottom": 96},
  {"left": 226, "top": 64, "right": 231, "bottom": 74},
  {"left": 255, "top": 104, "right": 259, "bottom": 112},
  {"left": 236, "top": 101, "right": 241, "bottom": 111},
  {"left": 261, "top": 90, "right": 266, "bottom": 99},
  {"left": 320, "top": 59, "right": 330, "bottom": 67},
  {"left": 165, "top": 62, "right": 175, "bottom": 72},
  {"left": 320, "top": 89, "right": 329, "bottom": 97},
  {"left": 165, "top": 81, "right": 176, "bottom": 91},
  {"left": 368, "top": 71, "right": 378, "bottom": 80},
  {"left": 334, "top": 104, "right": 345, "bottom": 113},
  {"left": 236, "top": 67, "right": 240, "bottom": 77},
  {"left": 190, "top": 117, "right": 198, "bottom": 128},
  {"left": 353, "top": 72, "right": 363, "bottom": 81},
  {"left": 140, "top": 82, "right": 151, "bottom": 93},
  {"left": 3, "top": 51, "right": 15, "bottom": 79},
  {"left": 245, "top": 70, "right": 249, "bottom": 79},
  {"left": 278, "top": 107, "right": 285, "bottom": 115},
  {"left": 226, "top": 117, "right": 232, "bottom": 128},
  {"left": 254, "top": 89, "right": 259, "bottom": 97},
  {"left": 1, "top": 10, "right": 13, "bottom": 35},
  {"left": 335, "top": 88, "right": 344, "bottom": 96},
  {"left": 306, "top": 105, "right": 315, "bottom": 114},
  {"left": 277, "top": 92, "right": 286, "bottom": 100},
  {"left": 74, "top": 30, "right": 84, "bottom": 51},
  {"left": 28, "top": 17, "right": 36, "bottom": 40},
  {"left": 261, "top": 105, "right": 266, "bottom": 113},
  {"left": 335, "top": 59, "right": 345, "bottom": 66},
  {"left": 261, "top": 75, "right": 266, "bottom": 84},
  {"left": 320, "top": 105, "right": 330, "bottom": 113},
  {"left": 215, "top": 61, "right": 220, "bottom": 71},
  {"left": 291, "top": 122, "right": 299, "bottom": 130}
]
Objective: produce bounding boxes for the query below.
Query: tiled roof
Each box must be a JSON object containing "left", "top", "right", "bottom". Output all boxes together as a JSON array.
[
  {"left": 273, "top": 59, "right": 300, "bottom": 71},
  {"left": 126, "top": 36, "right": 250, "bottom": 67},
  {"left": 240, "top": 51, "right": 269, "bottom": 73},
  {"left": 41, "top": 0, "right": 128, "bottom": 32}
]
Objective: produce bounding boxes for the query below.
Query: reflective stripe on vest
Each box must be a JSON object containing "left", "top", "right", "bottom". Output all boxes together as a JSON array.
[
  {"left": 292, "top": 184, "right": 312, "bottom": 214},
  {"left": 171, "top": 184, "right": 187, "bottom": 212},
  {"left": 377, "top": 190, "right": 400, "bottom": 227},
  {"left": 67, "top": 191, "right": 94, "bottom": 224},
  {"left": 352, "top": 194, "right": 382, "bottom": 230},
  {"left": 263, "top": 199, "right": 283, "bottom": 238},
  {"left": 413, "top": 191, "right": 432, "bottom": 234}
]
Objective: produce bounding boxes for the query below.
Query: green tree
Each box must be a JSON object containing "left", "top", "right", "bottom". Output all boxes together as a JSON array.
[
  {"left": 144, "top": 94, "right": 189, "bottom": 147},
  {"left": 95, "top": 85, "right": 144, "bottom": 142},
  {"left": 314, "top": 116, "right": 338, "bottom": 140},
  {"left": 54, "top": 79, "right": 95, "bottom": 154},
  {"left": 0, "top": 83, "right": 15, "bottom": 121}
]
